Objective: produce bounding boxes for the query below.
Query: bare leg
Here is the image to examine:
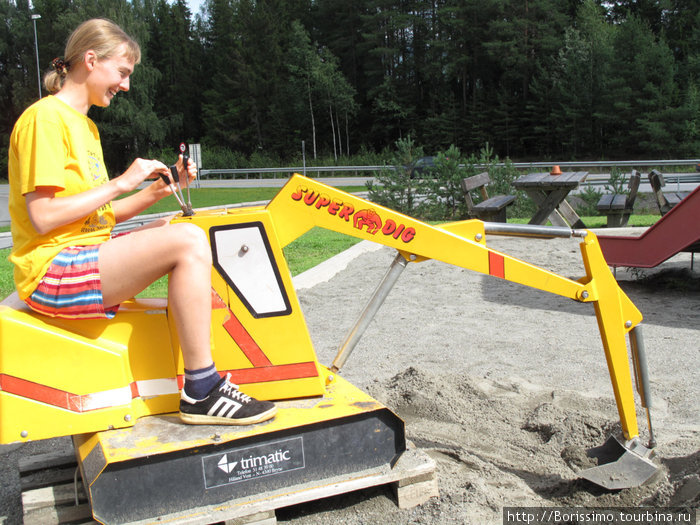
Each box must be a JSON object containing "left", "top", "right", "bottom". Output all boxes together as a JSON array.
[{"left": 98, "top": 221, "right": 213, "bottom": 370}]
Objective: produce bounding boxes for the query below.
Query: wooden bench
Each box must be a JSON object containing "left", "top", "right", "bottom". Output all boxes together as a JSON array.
[
  {"left": 461, "top": 172, "right": 516, "bottom": 222},
  {"left": 648, "top": 170, "right": 690, "bottom": 215},
  {"left": 597, "top": 170, "right": 641, "bottom": 227}
]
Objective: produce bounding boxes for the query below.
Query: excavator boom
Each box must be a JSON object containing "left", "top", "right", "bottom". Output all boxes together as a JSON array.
[{"left": 266, "top": 175, "right": 647, "bottom": 442}]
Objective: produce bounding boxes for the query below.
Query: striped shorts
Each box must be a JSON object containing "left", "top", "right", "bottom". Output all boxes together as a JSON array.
[{"left": 25, "top": 245, "right": 119, "bottom": 320}]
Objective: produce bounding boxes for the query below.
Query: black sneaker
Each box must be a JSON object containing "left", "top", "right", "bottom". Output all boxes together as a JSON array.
[{"left": 179, "top": 373, "right": 277, "bottom": 425}]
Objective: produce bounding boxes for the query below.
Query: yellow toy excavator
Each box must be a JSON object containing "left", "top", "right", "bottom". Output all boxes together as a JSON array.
[{"left": 0, "top": 175, "right": 657, "bottom": 523}]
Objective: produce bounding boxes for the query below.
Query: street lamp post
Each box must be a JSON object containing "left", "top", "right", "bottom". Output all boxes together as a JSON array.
[{"left": 31, "top": 14, "right": 42, "bottom": 99}]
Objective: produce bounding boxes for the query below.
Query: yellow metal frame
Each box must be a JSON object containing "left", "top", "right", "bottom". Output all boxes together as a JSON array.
[
  {"left": 266, "top": 175, "right": 642, "bottom": 440},
  {"left": 0, "top": 174, "right": 642, "bottom": 444}
]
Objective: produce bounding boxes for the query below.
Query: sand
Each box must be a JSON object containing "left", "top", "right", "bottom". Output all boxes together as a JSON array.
[
  {"left": 1, "top": 229, "right": 698, "bottom": 524},
  {"left": 284, "top": 230, "right": 699, "bottom": 524}
]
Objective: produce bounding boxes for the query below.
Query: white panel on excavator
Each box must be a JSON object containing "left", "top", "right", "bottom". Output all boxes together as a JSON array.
[{"left": 211, "top": 223, "right": 290, "bottom": 317}]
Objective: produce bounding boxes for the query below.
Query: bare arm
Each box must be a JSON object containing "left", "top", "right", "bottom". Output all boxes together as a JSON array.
[{"left": 25, "top": 158, "right": 170, "bottom": 234}]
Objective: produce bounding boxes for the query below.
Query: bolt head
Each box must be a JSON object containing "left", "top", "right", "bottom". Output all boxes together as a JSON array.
[
  {"left": 21, "top": 430, "right": 28, "bottom": 438},
  {"left": 124, "top": 414, "right": 132, "bottom": 422}
]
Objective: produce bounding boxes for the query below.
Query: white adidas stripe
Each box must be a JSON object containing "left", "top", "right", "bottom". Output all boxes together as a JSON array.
[{"left": 208, "top": 397, "right": 242, "bottom": 417}]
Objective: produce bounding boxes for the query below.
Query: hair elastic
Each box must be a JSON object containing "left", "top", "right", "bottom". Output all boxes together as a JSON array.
[{"left": 51, "top": 57, "right": 69, "bottom": 76}]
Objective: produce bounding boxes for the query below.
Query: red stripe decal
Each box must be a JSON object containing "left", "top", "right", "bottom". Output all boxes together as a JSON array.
[
  {"left": 222, "top": 311, "right": 274, "bottom": 367},
  {"left": 177, "top": 362, "right": 318, "bottom": 388},
  {"left": 211, "top": 289, "right": 227, "bottom": 309},
  {"left": 225, "top": 362, "right": 318, "bottom": 384},
  {"left": 1, "top": 374, "right": 73, "bottom": 410},
  {"left": 489, "top": 252, "right": 505, "bottom": 279},
  {"left": 0, "top": 374, "right": 165, "bottom": 413}
]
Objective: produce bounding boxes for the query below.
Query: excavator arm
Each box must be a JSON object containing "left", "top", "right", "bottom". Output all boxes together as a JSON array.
[{"left": 267, "top": 175, "right": 648, "bottom": 445}]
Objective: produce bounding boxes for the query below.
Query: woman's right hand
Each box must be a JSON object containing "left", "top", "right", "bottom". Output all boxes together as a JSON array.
[{"left": 117, "top": 158, "right": 170, "bottom": 193}]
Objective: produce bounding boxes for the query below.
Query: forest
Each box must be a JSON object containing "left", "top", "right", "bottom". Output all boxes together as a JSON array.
[{"left": 2, "top": 0, "right": 700, "bottom": 177}]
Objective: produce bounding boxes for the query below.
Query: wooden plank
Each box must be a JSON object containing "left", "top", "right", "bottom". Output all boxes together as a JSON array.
[
  {"left": 512, "top": 172, "right": 548, "bottom": 187},
  {"left": 461, "top": 172, "right": 491, "bottom": 191},
  {"left": 394, "top": 475, "right": 439, "bottom": 509},
  {"left": 627, "top": 171, "right": 641, "bottom": 204},
  {"left": 514, "top": 173, "right": 584, "bottom": 190},
  {"left": 597, "top": 194, "right": 614, "bottom": 210},
  {"left": 527, "top": 188, "right": 569, "bottom": 226},
  {"left": 21, "top": 465, "right": 79, "bottom": 491},
  {"left": 666, "top": 193, "right": 682, "bottom": 206},
  {"left": 610, "top": 194, "right": 627, "bottom": 210},
  {"left": 23, "top": 502, "right": 95, "bottom": 525},
  {"left": 649, "top": 170, "right": 665, "bottom": 191},
  {"left": 22, "top": 482, "right": 87, "bottom": 511},
  {"left": 223, "top": 510, "right": 276, "bottom": 525},
  {"left": 19, "top": 450, "right": 77, "bottom": 475},
  {"left": 474, "top": 195, "right": 515, "bottom": 212},
  {"left": 555, "top": 198, "right": 587, "bottom": 229},
  {"left": 607, "top": 213, "right": 625, "bottom": 228}
]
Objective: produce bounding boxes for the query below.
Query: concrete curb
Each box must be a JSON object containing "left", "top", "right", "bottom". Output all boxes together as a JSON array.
[{"left": 292, "top": 240, "right": 384, "bottom": 291}]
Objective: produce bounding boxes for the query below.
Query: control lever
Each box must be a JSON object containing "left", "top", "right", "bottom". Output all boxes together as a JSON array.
[
  {"left": 178, "top": 142, "right": 194, "bottom": 215},
  {"left": 182, "top": 152, "right": 192, "bottom": 212},
  {"left": 168, "top": 165, "right": 194, "bottom": 216},
  {"left": 159, "top": 168, "right": 192, "bottom": 216}
]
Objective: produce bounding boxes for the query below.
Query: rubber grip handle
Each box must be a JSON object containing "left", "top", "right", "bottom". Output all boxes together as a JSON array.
[{"left": 169, "top": 165, "right": 180, "bottom": 184}]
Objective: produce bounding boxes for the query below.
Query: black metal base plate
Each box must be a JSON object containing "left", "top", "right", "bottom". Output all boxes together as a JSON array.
[{"left": 81, "top": 409, "right": 405, "bottom": 524}]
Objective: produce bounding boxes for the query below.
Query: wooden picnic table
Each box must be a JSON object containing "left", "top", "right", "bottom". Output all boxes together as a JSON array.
[{"left": 512, "top": 171, "right": 589, "bottom": 228}]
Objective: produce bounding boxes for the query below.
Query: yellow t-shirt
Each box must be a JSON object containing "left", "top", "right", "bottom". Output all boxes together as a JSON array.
[{"left": 8, "top": 95, "right": 116, "bottom": 300}]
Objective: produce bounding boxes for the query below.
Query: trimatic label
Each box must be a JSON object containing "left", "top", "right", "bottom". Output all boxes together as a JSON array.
[{"left": 202, "top": 436, "right": 305, "bottom": 489}]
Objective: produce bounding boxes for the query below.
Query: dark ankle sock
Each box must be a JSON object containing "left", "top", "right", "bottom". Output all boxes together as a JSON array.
[{"left": 184, "top": 363, "right": 221, "bottom": 399}]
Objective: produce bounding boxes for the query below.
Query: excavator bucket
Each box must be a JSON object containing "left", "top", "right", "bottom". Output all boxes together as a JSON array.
[
  {"left": 580, "top": 325, "right": 659, "bottom": 490},
  {"left": 580, "top": 435, "right": 658, "bottom": 490}
]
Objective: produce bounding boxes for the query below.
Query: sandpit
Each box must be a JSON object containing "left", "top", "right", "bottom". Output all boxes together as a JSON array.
[{"left": 284, "top": 232, "right": 699, "bottom": 523}]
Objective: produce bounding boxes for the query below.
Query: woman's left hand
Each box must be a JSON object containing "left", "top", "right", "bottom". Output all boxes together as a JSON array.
[{"left": 176, "top": 154, "right": 197, "bottom": 188}]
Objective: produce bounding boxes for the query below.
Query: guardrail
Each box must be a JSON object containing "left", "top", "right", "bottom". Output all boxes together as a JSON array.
[
  {"left": 200, "top": 159, "right": 700, "bottom": 181},
  {"left": 199, "top": 165, "right": 386, "bottom": 179}
]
